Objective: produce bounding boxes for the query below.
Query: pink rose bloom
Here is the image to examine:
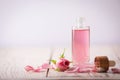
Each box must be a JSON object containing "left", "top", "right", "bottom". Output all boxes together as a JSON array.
[{"left": 56, "top": 58, "right": 70, "bottom": 71}]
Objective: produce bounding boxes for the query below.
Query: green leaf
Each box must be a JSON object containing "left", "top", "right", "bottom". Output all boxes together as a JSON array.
[
  {"left": 55, "top": 68, "right": 60, "bottom": 72},
  {"left": 51, "top": 60, "right": 56, "bottom": 64},
  {"left": 60, "top": 53, "right": 64, "bottom": 58},
  {"left": 60, "top": 48, "right": 65, "bottom": 58}
]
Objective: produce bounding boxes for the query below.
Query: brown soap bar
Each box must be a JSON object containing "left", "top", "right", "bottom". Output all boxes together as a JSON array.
[{"left": 94, "top": 56, "right": 115, "bottom": 72}]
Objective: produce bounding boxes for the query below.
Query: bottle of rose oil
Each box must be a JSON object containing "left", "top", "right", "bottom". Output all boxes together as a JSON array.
[{"left": 72, "top": 17, "right": 90, "bottom": 66}]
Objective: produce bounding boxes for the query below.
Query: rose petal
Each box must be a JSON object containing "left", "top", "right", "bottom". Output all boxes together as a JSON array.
[
  {"left": 64, "top": 61, "right": 70, "bottom": 66},
  {"left": 111, "top": 68, "right": 120, "bottom": 73},
  {"left": 33, "top": 68, "right": 41, "bottom": 72},
  {"left": 65, "top": 67, "right": 94, "bottom": 73},
  {"left": 25, "top": 65, "right": 34, "bottom": 72},
  {"left": 65, "top": 63, "right": 95, "bottom": 73},
  {"left": 41, "top": 63, "right": 50, "bottom": 69},
  {"left": 25, "top": 63, "right": 51, "bottom": 73}
]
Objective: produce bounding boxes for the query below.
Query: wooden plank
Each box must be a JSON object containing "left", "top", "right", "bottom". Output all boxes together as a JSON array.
[
  {"left": 48, "top": 69, "right": 90, "bottom": 79},
  {"left": 0, "top": 46, "right": 120, "bottom": 79},
  {"left": 88, "top": 69, "right": 120, "bottom": 79},
  {"left": 0, "top": 47, "right": 51, "bottom": 79},
  {"left": 48, "top": 70, "right": 120, "bottom": 80}
]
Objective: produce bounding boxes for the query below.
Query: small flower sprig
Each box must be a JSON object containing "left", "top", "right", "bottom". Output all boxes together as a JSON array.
[{"left": 51, "top": 48, "right": 70, "bottom": 72}]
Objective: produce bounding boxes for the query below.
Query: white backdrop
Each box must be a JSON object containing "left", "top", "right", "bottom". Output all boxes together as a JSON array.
[{"left": 0, "top": 0, "right": 120, "bottom": 47}]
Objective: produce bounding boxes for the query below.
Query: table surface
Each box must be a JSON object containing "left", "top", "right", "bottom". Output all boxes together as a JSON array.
[{"left": 0, "top": 45, "right": 120, "bottom": 80}]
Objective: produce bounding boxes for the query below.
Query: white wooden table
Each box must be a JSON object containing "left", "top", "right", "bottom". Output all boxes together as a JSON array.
[{"left": 0, "top": 45, "right": 120, "bottom": 80}]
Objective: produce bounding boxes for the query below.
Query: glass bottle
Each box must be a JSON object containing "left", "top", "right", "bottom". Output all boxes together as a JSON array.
[{"left": 72, "top": 17, "right": 90, "bottom": 66}]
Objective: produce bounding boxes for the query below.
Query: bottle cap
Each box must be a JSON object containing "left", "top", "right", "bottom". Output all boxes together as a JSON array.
[
  {"left": 76, "top": 17, "right": 85, "bottom": 28},
  {"left": 94, "top": 56, "right": 116, "bottom": 72}
]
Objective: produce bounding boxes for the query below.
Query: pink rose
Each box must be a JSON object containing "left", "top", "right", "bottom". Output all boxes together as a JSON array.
[{"left": 56, "top": 58, "right": 70, "bottom": 71}]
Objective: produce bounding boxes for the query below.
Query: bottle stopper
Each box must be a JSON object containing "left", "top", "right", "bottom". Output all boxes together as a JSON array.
[{"left": 94, "top": 56, "right": 115, "bottom": 72}]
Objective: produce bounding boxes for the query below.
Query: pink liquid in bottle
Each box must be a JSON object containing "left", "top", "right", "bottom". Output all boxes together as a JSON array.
[{"left": 72, "top": 27, "right": 90, "bottom": 65}]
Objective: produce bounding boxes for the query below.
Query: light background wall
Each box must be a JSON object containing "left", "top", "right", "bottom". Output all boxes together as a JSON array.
[{"left": 0, "top": 0, "right": 120, "bottom": 47}]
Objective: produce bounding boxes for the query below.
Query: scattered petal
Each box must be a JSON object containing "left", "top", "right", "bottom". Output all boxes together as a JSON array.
[
  {"left": 25, "top": 63, "right": 51, "bottom": 73},
  {"left": 111, "top": 68, "right": 120, "bottom": 73},
  {"left": 33, "top": 68, "right": 41, "bottom": 72},
  {"left": 65, "top": 63, "right": 95, "bottom": 73},
  {"left": 25, "top": 65, "right": 34, "bottom": 72},
  {"left": 41, "top": 63, "right": 50, "bottom": 69}
]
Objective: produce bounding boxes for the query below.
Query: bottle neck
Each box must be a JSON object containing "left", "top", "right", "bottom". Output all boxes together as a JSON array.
[{"left": 72, "top": 26, "right": 90, "bottom": 30}]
